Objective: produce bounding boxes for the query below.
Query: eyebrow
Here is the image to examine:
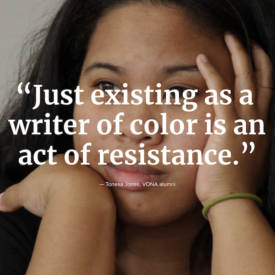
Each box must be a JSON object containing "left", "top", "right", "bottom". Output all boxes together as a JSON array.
[
  {"left": 84, "top": 63, "right": 124, "bottom": 75},
  {"left": 83, "top": 62, "right": 199, "bottom": 76},
  {"left": 163, "top": 65, "right": 199, "bottom": 74}
]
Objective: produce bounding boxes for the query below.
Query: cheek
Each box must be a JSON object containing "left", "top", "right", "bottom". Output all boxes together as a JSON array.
[
  {"left": 164, "top": 106, "right": 214, "bottom": 183},
  {"left": 167, "top": 107, "right": 213, "bottom": 152},
  {"left": 168, "top": 125, "right": 207, "bottom": 151},
  {"left": 73, "top": 105, "right": 104, "bottom": 156}
]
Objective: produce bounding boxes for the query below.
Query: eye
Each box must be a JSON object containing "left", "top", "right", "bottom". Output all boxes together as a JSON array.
[
  {"left": 96, "top": 81, "right": 121, "bottom": 92},
  {"left": 164, "top": 86, "right": 195, "bottom": 99}
]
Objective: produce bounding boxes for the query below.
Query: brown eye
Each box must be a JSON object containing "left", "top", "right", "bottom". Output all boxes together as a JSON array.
[
  {"left": 97, "top": 81, "right": 121, "bottom": 92},
  {"left": 165, "top": 87, "right": 193, "bottom": 99}
]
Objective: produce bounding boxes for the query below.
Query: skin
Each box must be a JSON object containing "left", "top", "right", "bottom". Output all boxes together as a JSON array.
[
  {"left": 75, "top": 5, "right": 235, "bottom": 223},
  {"left": 0, "top": 3, "right": 275, "bottom": 275},
  {"left": 74, "top": 4, "right": 234, "bottom": 274}
]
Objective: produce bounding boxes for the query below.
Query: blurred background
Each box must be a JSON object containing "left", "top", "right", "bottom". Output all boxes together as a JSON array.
[{"left": 0, "top": 0, "right": 62, "bottom": 114}]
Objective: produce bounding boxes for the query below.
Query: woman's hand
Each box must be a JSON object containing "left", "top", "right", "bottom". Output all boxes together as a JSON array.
[
  {"left": 195, "top": 34, "right": 273, "bottom": 206},
  {"left": 0, "top": 154, "right": 116, "bottom": 217}
]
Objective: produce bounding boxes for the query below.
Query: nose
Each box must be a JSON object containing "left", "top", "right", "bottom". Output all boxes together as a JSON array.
[{"left": 114, "top": 103, "right": 163, "bottom": 146}]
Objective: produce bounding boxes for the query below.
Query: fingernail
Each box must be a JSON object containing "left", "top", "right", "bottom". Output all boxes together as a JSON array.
[
  {"left": 200, "top": 55, "right": 209, "bottom": 63},
  {"left": 225, "top": 33, "right": 234, "bottom": 42}
]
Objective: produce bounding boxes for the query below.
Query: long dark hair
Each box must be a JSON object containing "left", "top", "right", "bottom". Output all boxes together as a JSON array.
[{"left": 0, "top": 0, "right": 274, "bottom": 274}]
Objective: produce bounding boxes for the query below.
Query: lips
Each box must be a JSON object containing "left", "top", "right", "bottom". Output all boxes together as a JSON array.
[
  {"left": 104, "top": 160, "right": 167, "bottom": 191},
  {"left": 107, "top": 162, "right": 164, "bottom": 175}
]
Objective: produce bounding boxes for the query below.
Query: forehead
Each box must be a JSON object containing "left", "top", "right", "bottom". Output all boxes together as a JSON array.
[{"left": 82, "top": 3, "right": 232, "bottom": 83}]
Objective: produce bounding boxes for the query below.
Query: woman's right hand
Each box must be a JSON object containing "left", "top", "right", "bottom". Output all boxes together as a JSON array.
[{"left": 0, "top": 154, "right": 116, "bottom": 217}]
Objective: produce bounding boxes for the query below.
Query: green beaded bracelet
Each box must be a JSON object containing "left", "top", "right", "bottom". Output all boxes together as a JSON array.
[{"left": 202, "top": 193, "right": 263, "bottom": 221}]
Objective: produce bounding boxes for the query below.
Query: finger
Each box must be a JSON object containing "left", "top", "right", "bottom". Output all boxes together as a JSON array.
[
  {"left": 0, "top": 184, "right": 23, "bottom": 212},
  {"left": 252, "top": 43, "right": 273, "bottom": 119},
  {"left": 196, "top": 54, "right": 237, "bottom": 120},
  {"left": 225, "top": 34, "right": 257, "bottom": 118}
]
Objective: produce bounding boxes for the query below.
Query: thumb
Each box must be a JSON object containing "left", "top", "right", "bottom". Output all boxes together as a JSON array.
[{"left": 0, "top": 184, "right": 23, "bottom": 212}]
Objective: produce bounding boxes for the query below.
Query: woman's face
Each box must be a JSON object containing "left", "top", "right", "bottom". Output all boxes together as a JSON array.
[{"left": 74, "top": 4, "right": 235, "bottom": 226}]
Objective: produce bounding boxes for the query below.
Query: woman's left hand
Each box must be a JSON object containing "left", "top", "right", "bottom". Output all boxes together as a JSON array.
[{"left": 195, "top": 34, "right": 273, "bottom": 206}]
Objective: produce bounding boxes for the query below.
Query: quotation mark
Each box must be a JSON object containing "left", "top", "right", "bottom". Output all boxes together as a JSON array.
[
  {"left": 234, "top": 142, "right": 255, "bottom": 165},
  {"left": 242, "top": 141, "right": 255, "bottom": 154},
  {"left": 18, "top": 82, "right": 30, "bottom": 94}
]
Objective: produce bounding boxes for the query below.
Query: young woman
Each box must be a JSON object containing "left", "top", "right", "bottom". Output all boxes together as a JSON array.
[{"left": 0, "top": 0, "right": 274, "bottom": 274}]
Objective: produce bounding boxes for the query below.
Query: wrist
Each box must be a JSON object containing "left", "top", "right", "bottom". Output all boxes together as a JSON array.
[
  {"left": 200, "top": 188, "right": 258, "bottom": 207},
  {"left": 207, "top": 197, "right": 261, "bottom": 223},
  {"left": 47, "top": 176, "right": 116, "bottom": 216}
]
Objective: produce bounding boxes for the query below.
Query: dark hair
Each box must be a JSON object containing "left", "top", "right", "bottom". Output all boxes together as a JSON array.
[{"left": 0, "top": 0, "right": 274, "bottom": 274}]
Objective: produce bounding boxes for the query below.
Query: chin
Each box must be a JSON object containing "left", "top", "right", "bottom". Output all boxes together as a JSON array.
[{"left": 111, "top": 187, "right": 199, "bottom": 227}]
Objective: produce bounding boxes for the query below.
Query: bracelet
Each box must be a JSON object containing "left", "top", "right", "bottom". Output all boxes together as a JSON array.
[{"left": 202, "top": 193, "right": 263, "bottom": 221}]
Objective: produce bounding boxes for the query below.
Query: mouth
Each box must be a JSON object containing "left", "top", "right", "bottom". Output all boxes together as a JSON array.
[{"left": 104, "top": 161, "right": 167, "bottom": 191}]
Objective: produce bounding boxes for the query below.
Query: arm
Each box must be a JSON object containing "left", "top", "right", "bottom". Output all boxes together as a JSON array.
[
  {"left": 195, "top": 34, "right": 274, "bottom": 274},
  {"left": 208, "top": 198, "right": 275, "bottom": 275},
  {"left": 0, "top": 155, "right": 117, "bottom": 275},
  {"left": 26, "top": 180, "right": 116, "bottom": 275}
]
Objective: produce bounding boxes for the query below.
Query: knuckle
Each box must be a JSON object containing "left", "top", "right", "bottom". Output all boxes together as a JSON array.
[
  {"left": 208, "top": 69, "right": 219, "bottom": 79},
  {"left": 48, "top": 153, "right": 65, "bottom": 163},
  {"left": 235, "top": 43, "right": 245, "bottom": 53},
  {"left": 1, "top": 184, "right": 18, "bottom": 208},
  {"left": 245, "top": 70, "right": 255, "bottom": 80}
]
